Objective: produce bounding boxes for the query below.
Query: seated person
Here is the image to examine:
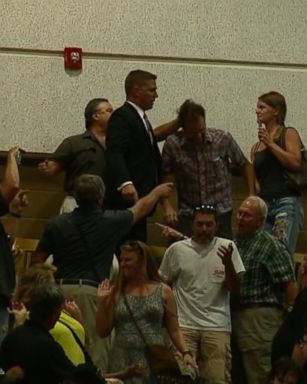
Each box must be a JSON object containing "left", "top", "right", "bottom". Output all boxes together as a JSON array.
[
  {"left": 0, "top": 284, "right": 105, "bottom": 384},
  {"left": 9, "top": 265, "right": 145, "bottom": 383},
  {"left": 10, "top": 263, "right": 87, "bottom": 366},
  {"left": 268, "top": 357, "right": 304, "bottom": 384}
]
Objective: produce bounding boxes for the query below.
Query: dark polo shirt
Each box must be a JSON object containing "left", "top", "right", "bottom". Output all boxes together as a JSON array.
[{"left": 50, "top": 131, "right": 106, "bottom": 193}]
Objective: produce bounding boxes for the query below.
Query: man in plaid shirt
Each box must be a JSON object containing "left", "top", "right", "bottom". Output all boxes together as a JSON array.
[
  {"left": 232, "top": 196, "right": 297, "bottom": 384},
  {"left": 161, "top": 99, "right": 253, "bottom": 239}
]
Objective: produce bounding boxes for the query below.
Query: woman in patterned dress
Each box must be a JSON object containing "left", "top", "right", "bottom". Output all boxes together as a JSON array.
[{"left": 96, "top": 240, "right": 197, "bottom": 383}]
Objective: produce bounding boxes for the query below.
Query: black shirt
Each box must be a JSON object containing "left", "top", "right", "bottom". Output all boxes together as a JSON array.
[
  {"left": 37, "top": 206, "right": 133, "bottom": 282},
  {"left": 50, "top": 131, "right": 106, "bottom": 193},
  {"left": 272, "top": 287, "right": 307, "bottom": 365},
  {"left": 0, "top": 320, "right": 75, "bottom": 384},
  {"left": 254, "top": 135, "right": 299, "bottom": 200}
]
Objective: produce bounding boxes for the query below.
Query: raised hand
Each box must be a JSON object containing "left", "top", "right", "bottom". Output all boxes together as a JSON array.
[
  {"left": 97, "top": 279, "right": 113, "bottom": 302},
  {"left": 217, "top": 243, "right": 234, "bottom": 266}
]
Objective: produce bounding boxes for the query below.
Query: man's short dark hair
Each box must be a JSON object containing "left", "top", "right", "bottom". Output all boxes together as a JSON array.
[
  {"left": 29, "top": 284, "right": 64, "bottom": 322},
  {"left": 84, "top": 98, "right": 109, "bottom": 130},
  {"left": 73, "top": 174, "right": 105, "bottom": 206},
  {"left": 177, "top": 99, "right": 206, "bottom": 127},
  {"left": 192, "top": 204, "right": 218, "bottom": 222},
  {"left": 124, "top": 70, "right": 157, "bottom": 96}
]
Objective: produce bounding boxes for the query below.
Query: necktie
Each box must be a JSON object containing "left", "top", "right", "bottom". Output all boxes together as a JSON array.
[{"left": 143, "top": 113, "right": 154, "bottom": 144}]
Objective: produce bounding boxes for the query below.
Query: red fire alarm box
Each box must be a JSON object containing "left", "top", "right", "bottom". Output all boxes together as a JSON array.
[{"left": 64, "top": 47, "right": 82, "bottom": 70}]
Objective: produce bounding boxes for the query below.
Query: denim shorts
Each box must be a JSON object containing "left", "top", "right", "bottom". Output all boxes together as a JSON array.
[{"left": 264, "top": 196, "right": 304, "bottom": 256}]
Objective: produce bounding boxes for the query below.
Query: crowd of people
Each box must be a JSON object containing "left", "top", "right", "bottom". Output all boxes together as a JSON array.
[{"left": 0, "top": 68, "right": 306, "bottom": 384}]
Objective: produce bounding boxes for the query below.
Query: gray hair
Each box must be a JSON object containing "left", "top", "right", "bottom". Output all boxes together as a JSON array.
[
  {"left": 245, "top": 196, "right": 268, "bottom": 221},
  {"left": 29, "top": 284, "right": 64, "bottom": 322},
  {"left": 73, "top": 174, "right": 105, "bottom": 206}
]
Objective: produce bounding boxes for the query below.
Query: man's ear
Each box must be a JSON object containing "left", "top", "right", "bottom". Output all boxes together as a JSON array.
[{"left": 92, "top": 112, "right": 99, "bottom": 122}]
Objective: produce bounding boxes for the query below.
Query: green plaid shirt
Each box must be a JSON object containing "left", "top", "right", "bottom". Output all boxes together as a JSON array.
[{"left": 236, "top": 229, "right": 295, "bottom": 305}]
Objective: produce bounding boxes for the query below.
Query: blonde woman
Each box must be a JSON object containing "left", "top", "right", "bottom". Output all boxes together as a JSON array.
[{"left": 96, "top": 240, "right": 197, "bottom": 383}]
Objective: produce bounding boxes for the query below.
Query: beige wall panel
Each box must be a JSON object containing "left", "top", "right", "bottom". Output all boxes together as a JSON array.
[
  {"left": 1, "top": 55, "right": 307, "bottom": 154},
  {"left": 2, "top": 0, "right": 307, "bottom": 63}
]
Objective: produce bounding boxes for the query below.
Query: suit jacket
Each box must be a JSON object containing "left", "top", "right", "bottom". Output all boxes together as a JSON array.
[{"left": 106, "top": 102, "right": 161, "bottom": 208}]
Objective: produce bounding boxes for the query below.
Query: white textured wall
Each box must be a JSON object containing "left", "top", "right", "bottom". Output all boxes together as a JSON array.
[{"left": 1, "top": 0, "right": 307, "bottom": 155}]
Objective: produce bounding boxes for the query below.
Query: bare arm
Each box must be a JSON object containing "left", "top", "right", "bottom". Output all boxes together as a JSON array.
[
  {"left": 284, "top": 281, "right": 298, "bottom": 306},
  {"left": 128, "top": 183, "right": 173, "bottom": 225},
  {"left": 250, "top": 143, "right": 260, "bottom": 195},
  {"left": 242, "top": 161, "right": 255, "bottom": 195},
  {"left": 96, "top": 279, "right": 115, "bottom": 337},
  {"left": 162, "top": 284, "right": 198, "bottom": 369},
  {"left": 159, "top": 173, "right": 178, "bottom": 224},
  {"left": 259, "top": 127, "right": 302, "bottom": 170},
  {"left": 38, "top": 160, "right": 62, "bottom": 176},
  {"left": 153, "top": 119, "right": 180, "bottom": 142},
  {"left": 1, "top": 147, "right": 20, "bottom": 204}
]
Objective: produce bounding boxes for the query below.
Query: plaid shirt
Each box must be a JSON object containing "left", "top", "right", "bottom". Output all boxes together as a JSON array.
[
  {"left": 162, "top": 128, "right": 246, "bottom": 215},
  {"left": 235, "top": 229, "right": 295, "bottom": 305}
]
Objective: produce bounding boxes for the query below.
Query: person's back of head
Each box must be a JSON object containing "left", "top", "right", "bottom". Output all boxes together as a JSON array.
[
  {"left": 73, "top": 174, "right": 105, "bottom": 208},
  {"left": 29, "top": 284, "right": 64, "bottom": 329}
]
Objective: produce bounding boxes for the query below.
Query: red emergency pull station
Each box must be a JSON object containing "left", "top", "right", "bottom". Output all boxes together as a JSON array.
[{"left": 64, "top": 47, "right": 82, "bottom": 70}]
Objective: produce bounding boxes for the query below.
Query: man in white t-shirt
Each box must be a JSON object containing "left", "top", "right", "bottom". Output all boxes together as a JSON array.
[{"left": 159, "top": 204, "right": 245, "bottom": 384}]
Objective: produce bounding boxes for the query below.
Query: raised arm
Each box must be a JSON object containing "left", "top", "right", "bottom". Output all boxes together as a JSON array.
[
  {"left": 96, "top": 279, "right": 115, "bottom": 337},
  {"left": 128, "top": 183, "right": 173, "bottom": 224},
  {"left": 1, "top": 147, "right": 20, "bottom": 204},
  {"left": 153, "top": 119, "right": 180, "bottom": 142},
  {"left": 258, "top": 127, "right": 302, "bottom": 170},
  {"left": 160, "top": 173, "right": 178, "bottom": 224},
  {"left": 217, "top": 243, "right": 240, "bottom": 292}
]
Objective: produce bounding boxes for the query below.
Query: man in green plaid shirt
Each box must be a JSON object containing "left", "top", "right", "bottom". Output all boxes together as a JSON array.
[{"left": 232, "top": 196, "right": 296, "bottom": 384}]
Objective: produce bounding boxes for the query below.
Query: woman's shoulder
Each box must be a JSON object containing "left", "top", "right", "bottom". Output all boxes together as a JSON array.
[{"left": 160, "top": 282, "right": 172, "bottom": 297}]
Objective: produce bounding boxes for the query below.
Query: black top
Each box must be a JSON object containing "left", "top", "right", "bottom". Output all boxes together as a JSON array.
[
  {"left": 50, "top": 131, "right": 106, "bottom": 193},
  {"left": 271, "top": 287, "right": 307, "bottom": 365},
  {"left": 254, "top": 136, "right": 299, "bottom": 200},
  {"left": 0, "top": 320, "right": 75, "bottom": 384},
  {"left": 105, "top": 102, "right": 161, "bottom": 209},
  {"left": 37, "top": 206, "right": 133, "bottom": 282},
  {"left": 0, "top": 194, "right": 15, "bottom": 304}
]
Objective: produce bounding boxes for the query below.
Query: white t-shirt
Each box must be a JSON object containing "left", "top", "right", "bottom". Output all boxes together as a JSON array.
[{"left": 159, "top": 237, "right": 245, "bottom": 332}]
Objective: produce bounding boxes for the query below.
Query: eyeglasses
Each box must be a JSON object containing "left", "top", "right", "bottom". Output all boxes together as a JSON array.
[{"left": 194, "top": 204, "right": 216, "bottom": 213}]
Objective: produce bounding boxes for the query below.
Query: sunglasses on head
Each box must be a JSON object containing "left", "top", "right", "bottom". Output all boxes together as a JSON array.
[
  {"left": 194, "top": 204, "right": 216, "bottom": 213},
  {"left": 120, "top": 240, "right": 144, "bottom": 254}
]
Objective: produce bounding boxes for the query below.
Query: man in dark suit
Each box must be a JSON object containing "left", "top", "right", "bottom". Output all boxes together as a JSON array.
[{"left": 106, "top": 69, "right": 178, "bottom": 241}]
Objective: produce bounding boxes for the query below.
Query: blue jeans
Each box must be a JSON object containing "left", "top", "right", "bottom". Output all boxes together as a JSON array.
[{"left": 264, "top": 196, "right": 304, "bottom": 256}]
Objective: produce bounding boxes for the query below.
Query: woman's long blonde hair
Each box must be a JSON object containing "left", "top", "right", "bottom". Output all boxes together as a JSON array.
[{"left": 111, "top": 241, "right": 162, "bottom": 302}]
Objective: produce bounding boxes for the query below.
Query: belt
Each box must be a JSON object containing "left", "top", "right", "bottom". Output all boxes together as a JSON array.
[
  {"left": 57, "top": 279, "right": 99, "bottom": 288},
  {"left": 235, "top": 303, "right": 282, "bottom": 311}
]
